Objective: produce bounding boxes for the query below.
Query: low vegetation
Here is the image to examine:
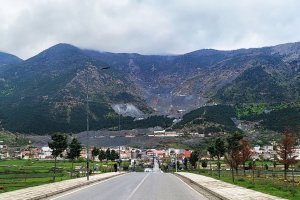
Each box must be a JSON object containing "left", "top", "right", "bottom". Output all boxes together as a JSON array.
[
  {"left": 164, "top": 131, "right": 300, "bottom": 199},
  {"left": 173, "top": 105, "right": 238, "bottom": 132},
  {"left": 0, "top": 131, "right": 30, "bottom": 147},
  {"left": 0, "top": 133, "right": 128, "bottom": 193},
  {"left": 235, "top": 103, "right": 300, "bottom": 132},
  {"left": 188, "top": 169, "right": 300, "bottom": 200},
  {"left": 0, "top": 159, "right": 124, "bottom": 193}
]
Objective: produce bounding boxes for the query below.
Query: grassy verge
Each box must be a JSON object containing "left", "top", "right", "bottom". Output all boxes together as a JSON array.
[
  {"left": 0, "top": 159, "right": 125, "bottom": 193},
  {"left": 185, "top": 169, "right": 300, "bottom": 200}
]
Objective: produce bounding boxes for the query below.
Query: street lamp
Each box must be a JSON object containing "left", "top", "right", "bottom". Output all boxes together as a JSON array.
[
  {"left": 86, "top": 64, "right": 109, "bottom": 181},
  {"left": 174, "top": 152, "right": 178, "bottom": 172},
  {"left": 118, "top": 107, "right": 121, "bottom": 170}
]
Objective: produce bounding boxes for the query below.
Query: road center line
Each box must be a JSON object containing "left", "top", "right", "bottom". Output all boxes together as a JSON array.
[{"left": 126, "top": 173, "right": 150, "bottom": 200}]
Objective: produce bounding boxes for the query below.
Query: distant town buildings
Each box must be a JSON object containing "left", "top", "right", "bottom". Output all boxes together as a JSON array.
[
  {"left": 148, "top": 130, "right": 183, "bottom": 137},
  {"left": 0, "top": 140, "right": 299, "bottom": 163}
]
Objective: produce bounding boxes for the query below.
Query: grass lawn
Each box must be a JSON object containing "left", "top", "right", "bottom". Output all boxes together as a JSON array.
[
  {"left": 186, "top": 168, "right": 300, "bottom": 200},
  {"left": 0, "top": 159, "right": 123, "bottom": 193}
]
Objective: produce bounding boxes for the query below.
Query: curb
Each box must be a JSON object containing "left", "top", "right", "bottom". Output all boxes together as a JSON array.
[
  {"left": 0, "top": 172, "right": 125, "bottom": 200},
  {"left": 174, "top": 173, "right": 230, "bottom": 200},
  {"left": 34, "top": 172, "right": 125, "bottom": 200}
]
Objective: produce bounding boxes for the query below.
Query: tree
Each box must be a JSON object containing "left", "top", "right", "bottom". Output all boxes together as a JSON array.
[
  {"left": 98, "top": 149, "right": 106, "bottom": 162},
  {"left": 201, "top": 160, "right": 208, "bottom": 168},
  {"left": 105, "top": 148, "right": 111, "bottom": 161},
  {"left": 110, "top": 149, "right": 119, "bottom": 161},
  {"left": 189, "top": 151, "right": 199, "bottom": 169},
  {"left": 92, "top": 147, "right": 100, "bottom": 161},
  {"left": 48, "top": 133, "right": 68, "bottom": 181},
  {"left": 105, "top": 148, "right": 112, "bottom": 171},
  {"left": 251, "top": 160, "right": 256, "bottom": 183},
  {"left": 232, "top": 151, "right": 243, "bottom": 175},
  {"left": 225, "top": 132, "right": 243, "bottom": 183},
  {"left": 240, "top": 139, "right": 252, "bottom": 176},
  {"left": 276, "top": 133, "right": 298, "bottom": 180},
  {"left": 91, "top": 147, "right": 99, "bottom": 172},
  {"left": 207, "top": 145, "right": 216, "bottom": 175},
  {"left": 214, "top": 138, "right": 225, "bottom": 178},
  {"left": 183, "top": 157, "right": 188, "bottom": 170},
  {"left": 67, "top": 138, "right": 82, "bottom": 172}
]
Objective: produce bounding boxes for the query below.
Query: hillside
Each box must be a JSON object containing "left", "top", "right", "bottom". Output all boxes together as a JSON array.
[
  {"left": 0, "top": 42, "right": 299, "bottom": 133},
  {"left": 173, "top": 105, "right": 238, "bottom": 134},
  {"left": 236, "top": 103, "right": 300, "bottom": 132},
  {"left": 0, "top": 52, "right": 22, "bottom": 67},
  {"left": 215, "top": 66, "right": 286, "bottom": 103},
  {"left": 0, "top": 44, "right": 151, "bottom": 133},
  {"left": 86, "top": 42, "right": 300, "bottom": 112}
]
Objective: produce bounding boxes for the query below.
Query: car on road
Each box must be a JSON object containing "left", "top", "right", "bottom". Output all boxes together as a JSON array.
[{"left": 144, "top": 168, "right": 153, "bottom": 172}]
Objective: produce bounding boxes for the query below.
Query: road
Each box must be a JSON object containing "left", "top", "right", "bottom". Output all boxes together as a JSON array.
[{"left": 48, "top": 172, "right": 209, "bottom": 200}]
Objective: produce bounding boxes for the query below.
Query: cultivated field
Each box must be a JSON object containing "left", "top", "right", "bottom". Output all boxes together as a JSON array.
[{"left": 0, "top": 159, "right": 124, "bottom": 193}]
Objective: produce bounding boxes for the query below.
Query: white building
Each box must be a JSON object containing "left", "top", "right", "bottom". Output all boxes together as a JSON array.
[
  {"left": 295, "top": 146, "right": 300, "bottom": 160},
  {"left": 39, "top": 147, "right": 53, "bottom": 159}
]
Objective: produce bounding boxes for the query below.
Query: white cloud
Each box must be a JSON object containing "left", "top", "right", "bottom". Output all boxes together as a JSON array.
[{"left": 0, "top": 0, "right": 300, "bottom": 59}]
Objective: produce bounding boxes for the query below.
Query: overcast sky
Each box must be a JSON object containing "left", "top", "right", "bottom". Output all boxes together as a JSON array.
[{"left": 1, "top": 0, "right": 300, "bottom": 59}]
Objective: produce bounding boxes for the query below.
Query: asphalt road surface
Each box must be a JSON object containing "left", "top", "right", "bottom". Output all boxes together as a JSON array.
[{"left": 48, "top": 172, "right": 209, "bottom": 200}]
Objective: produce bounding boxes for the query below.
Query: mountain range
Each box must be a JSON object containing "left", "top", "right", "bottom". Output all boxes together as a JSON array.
[{"left": 0, "top": 42, "right": 299, "bottom": 133}]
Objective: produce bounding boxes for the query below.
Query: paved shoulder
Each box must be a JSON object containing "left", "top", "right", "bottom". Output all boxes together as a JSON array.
[{"left": 176, "top": 172, "right": 286, "bottom": 200}]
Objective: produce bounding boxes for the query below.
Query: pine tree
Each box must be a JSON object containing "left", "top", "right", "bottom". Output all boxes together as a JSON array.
[
  {"left": 67, "top": 138, "right": 82, "bottom": 172},
  {"left": 91, "top": 147, "right": 100, "bottom": 172},
  {"left": 106, "top": 148, "right": 111, "bottom": 161},
  {"left": 48, "top": 133, "right": 68, "bottom": 181},
  {"left": 98, "top": 149, "right": 106, "bottom": 162}
]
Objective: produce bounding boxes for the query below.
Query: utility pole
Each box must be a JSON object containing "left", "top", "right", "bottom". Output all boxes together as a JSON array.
[
  {"left": 118, "top": 107, "right": 121, "bottom": 169},
  {"left": 86, "top": 68, "right": 90, "bottom": 181},
  {"left": 85, "top": 64, "right": 109, "bottom": 181},
  {"left": 175, "top": 153, "right": 178, "bottom": 172}
]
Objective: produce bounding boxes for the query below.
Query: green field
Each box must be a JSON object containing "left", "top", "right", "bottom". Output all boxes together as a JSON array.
[
  {"left": 0, "top": 159, "right": 123, "bottom": 193},
  {"left": 190, "top": 169, "right": 300, "bottom": 200},
  {"left": 180, "top": 165, "right": 300, "bottom": 200}
]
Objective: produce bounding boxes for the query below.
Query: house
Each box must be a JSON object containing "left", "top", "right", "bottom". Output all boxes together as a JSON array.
[
  {"left": 39, "top": 147, "right": 53, "bottom": 159},
  {"left": 0, "top": 143, "right": 9, "bottom": 159},
  {"left": 183, "top": 149, "right": 192, "bottom": 159},
  {"left": 146, "top": 149, "right": 155, "bottom": 157}
]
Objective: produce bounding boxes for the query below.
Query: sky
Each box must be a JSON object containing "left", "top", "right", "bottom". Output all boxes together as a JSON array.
[{"left": 1, "top": 0, "right": 300, "bottom": 59}]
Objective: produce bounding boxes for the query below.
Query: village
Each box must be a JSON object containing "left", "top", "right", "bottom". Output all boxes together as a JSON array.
[{"left": 1, "top": 139, "right": 300, "bottom": 167}]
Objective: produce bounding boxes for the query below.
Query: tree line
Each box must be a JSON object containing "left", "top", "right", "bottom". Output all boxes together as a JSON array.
[
  {"left": 189, "top": 131, "right": 298, "bottom": 183},
  {"left": 48, "top": 133, "right": 119, "bottom": 181}
]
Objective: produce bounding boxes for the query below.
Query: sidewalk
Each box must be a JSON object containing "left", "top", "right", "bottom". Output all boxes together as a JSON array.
[
  {"left": 176, "top": 172, "right": 286, "bottom": 200},
  {"left": 0, "top": 172, "right": 124, "bottom": 200}
]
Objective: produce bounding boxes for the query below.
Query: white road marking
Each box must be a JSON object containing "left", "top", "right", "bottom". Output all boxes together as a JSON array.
[
  {"left": 171, "top": 174, "right": 202, "bottom": 195},
  {"left": 126, "top": 173, "right": 150, "bottom": 200},
  {"left": 49, "top": 173, "right": 127, "bottom": 200}
]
